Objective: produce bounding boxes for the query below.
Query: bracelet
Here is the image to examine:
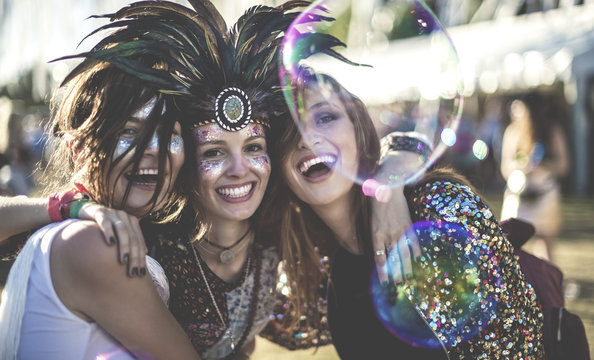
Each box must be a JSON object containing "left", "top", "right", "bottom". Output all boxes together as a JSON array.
[
  {"left": 48, "top": 190, "right": 76, "bottom": 222},
  {"left": 69, "top": 199, "right": 95, "bottom": 219},
  {"left": 48, "top": 184, "right": 94, "bottom": 222}
]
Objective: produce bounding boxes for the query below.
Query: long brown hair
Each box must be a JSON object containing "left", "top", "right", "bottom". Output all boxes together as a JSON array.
[
  {"left": 262, "top": 71, "right": 381, "bottom": 332},
  {"left": 39, "top": 59, "right": 195, "bottom": 222}
]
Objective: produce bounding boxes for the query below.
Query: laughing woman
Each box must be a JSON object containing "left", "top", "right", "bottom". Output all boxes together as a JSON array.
[
  {"left": 0, "top": 54, "right": 200, "bottom": 358},
  {"left": 0, "top": 1, "right": 342, "bottom": 359},
  {"left": 263, "top": 69, "right": 544, "bottom": 359}
]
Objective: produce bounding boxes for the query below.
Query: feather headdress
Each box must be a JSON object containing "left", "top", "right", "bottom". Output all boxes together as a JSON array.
[{"left": 54, "top": 0, "right": 353, "bottom": 132}]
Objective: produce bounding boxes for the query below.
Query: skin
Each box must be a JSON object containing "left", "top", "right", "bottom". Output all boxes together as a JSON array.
[
  {"left": 26, "top": 97, "right": 200, "bottom": 358},
  {"left": 194, "top": 122, "right": 270, "bottom": 282},
  {"left": 283, "top": 85, "right": 416, "bottom": 280}
]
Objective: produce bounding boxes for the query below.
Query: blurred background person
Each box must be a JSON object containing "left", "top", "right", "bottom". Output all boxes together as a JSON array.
[
  {"left": 500, "top": 92, "right": 570, "bottom": 262},
  {"left": 0, "top": 98, "right": 34, "bottom": 196}
]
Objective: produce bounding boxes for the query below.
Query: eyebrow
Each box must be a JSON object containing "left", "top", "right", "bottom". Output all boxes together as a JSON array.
[
  {"left": 126, "top": 117, "right": 143, "bottom": 124},
  {"left": 198, "top": 135, "right": 265, "bottom": 146}
]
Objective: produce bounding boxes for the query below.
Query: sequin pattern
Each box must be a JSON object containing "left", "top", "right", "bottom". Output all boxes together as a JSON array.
[{"left": 409, "top": 179, "right": 544, "bottom": 359}]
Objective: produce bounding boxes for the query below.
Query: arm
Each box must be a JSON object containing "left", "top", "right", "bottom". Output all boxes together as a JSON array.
[
  {"left": 0, "top": 196, "right": 50, "bottom": 243},
  {"left": 51, "top": 221, "right": 200, "bottom": 359},
  {"left": 0, "top": 195, "right": 147, "bottom": 275}
]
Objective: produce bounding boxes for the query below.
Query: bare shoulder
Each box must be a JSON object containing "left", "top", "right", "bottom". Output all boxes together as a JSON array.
[{"left": 51, "top": 220, "right": 123, "bottom": 283}]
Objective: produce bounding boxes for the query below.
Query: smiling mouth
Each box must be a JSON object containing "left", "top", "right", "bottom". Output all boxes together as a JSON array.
[
  {"left": 125, "top": 168, "right": 159, "bottom": 186},
  {"left": 216, "top": 182, "right": 254, "bottom": 199},
  {"left": 298, "top": 154, "right": 337, "bottom": 179}
]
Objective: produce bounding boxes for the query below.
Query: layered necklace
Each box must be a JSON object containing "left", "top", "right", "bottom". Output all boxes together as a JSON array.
[
  {"left": 191, "top": 240, "right": 262, "bottom": 358},
  {"left": 198, "top": 226, "right": 251, "bottom": 264}
]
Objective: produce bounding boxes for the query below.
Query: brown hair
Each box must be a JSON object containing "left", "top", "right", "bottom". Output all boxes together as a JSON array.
[
  {"left": 261, "top": 70, "right": 380, "bottom": 333},
  {"left": 39, "top": 59, "right": 195, "bottom": 222}
]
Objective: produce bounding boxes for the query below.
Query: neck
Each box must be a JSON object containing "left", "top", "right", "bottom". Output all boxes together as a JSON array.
[
  {"left": 310, "top": 190, "right": 361, "bottom": 254},
  {"left": 206, "top": 218, "right": 251, "bottom": 248}
]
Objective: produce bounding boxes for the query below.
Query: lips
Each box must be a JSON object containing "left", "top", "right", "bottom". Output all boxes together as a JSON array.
[
  {"left": 216, "top": 182, "right": 254, "bottom": 202},
  {"left": 297, "top": 154, "right": 336, "bottom": 180},
  {"left": 125, "top": 168, "right": 159, "bottom": 187}
]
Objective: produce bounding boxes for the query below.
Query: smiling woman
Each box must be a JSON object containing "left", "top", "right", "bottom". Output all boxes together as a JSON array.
[{"left": 0, "top": 52, "right": 200, "bottom": 359}]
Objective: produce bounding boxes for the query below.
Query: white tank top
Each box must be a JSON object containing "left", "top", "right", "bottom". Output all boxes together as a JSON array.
[{"left": 14, "top": 220, "right": 169, "bottom": 359}]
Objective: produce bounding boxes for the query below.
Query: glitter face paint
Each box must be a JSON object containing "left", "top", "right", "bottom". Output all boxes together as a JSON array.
[
  {"left": 113, "top": 98, "right": 183, "bottom": 159},
  {"left": 114, "top": 131, "right": 184, "bottom": 159},
  {"left": 194, "top": 122, "right": 271, "bottom": 222}
]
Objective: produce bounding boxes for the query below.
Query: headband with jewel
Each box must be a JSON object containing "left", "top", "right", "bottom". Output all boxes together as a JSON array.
[{"left": 53, "top": 0, "right": 353, "bottom": 133}]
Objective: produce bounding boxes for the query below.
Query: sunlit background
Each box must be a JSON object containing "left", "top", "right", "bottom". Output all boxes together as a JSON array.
[{"left": 1, "top": 1, "right": 593, "bottom": 358}]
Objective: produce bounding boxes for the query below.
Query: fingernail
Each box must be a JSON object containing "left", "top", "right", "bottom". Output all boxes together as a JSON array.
[
  {"left": 122, "top": 254, "right": 129, "bottom": 264},
  {"left": 139, "top": 268, "right": 146, "bottom": 277},
  {"left": 131, "top": 267, "right": 138, "bottom": 276},
  {"left": 109, "top": 236, "right": 116, "bottom": 245}
]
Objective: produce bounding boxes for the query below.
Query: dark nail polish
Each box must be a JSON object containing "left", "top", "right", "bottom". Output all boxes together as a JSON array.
[
  {"left": 131, "top": 267, "right": 138, "bottom": 276},
  {"left": 122, "top": 254, "right": 129, "bottom": 264},
  {"left": 109, "top": 236, "right": 116, "bottom": 245},
  {"left": 140, "top": 267, "right": 146, "bottom": 277}
]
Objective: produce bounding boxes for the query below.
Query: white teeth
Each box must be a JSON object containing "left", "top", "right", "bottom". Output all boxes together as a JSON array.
[
  {"left": 138, "top": 169, "right": 158, "bottom": 175},
  {"left": 299, "top": 155, "right": 336, "bottom": 174},
  {"left": 217, "top": 184, "right": 253, "bottom": 198}
]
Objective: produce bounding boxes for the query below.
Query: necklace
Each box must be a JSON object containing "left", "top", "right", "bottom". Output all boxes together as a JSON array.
[
  {"left": 191, "top": 244, "right": 250, "bottom": 351},
  {"left": 190, "top": 241, "right": 263, "bottom": 358},
  {"left": 201, "top": 226, "right": 251, "bottom": 264}
]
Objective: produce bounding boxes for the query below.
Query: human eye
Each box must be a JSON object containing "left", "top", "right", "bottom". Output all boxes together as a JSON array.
[
  {"left": 120, "top": 126, "right": 139, "bottom": 138},
  {"left": 245, "top": 143, "right": 265, "bottom": 153},
  {"left": 315, "top": 112, "right": 338, "bottom": 126},
  {"left": 202, "top": 148, "right": 224, "bottom": 158}
]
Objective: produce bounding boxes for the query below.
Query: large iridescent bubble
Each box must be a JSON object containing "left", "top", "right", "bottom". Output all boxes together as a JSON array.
[
  {"left": 370, "top": 220, "right": 500, "bottom": 349},
  {"left": 280, "top": 0, "right": 463, "bottom": 195}
]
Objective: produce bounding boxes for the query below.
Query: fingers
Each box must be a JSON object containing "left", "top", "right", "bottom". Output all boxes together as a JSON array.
[
  {"left": 126, "top": 213, "right": 147, "bottom": 277},
  {"left": 373, "top": 233, "right": 389, "bottom": 286},
  {"left": 387, "top": 230, "right": 420, "bottom": 286},
  {"left": 80, "top": 203, "right": 118, "bottom": 246},
  {"left": 78, "top": 204, "right": 147, "bottom": 277}
]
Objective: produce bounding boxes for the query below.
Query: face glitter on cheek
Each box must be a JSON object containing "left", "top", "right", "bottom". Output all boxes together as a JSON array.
[
  {"left": 169, "top": 134, "right": 184, "bottom": 154},
  {"left": 199, "top": 159, "right": 225, "bottom": 177},
  {"left": 248, "top": 155, "right": 270, "bottom": 176},
  {"left": 114, "top": 136, "right": 135, "bottom": 159},
  {"left": 114, "top": 131, "right": 183, "bottom": 159}
]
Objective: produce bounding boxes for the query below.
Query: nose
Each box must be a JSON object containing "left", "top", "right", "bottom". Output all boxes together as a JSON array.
[
  {"left": 297, "top": 127, "right": 322, "bottom": 150},
  {"left": 226, "top": 152, "right": 249, "bottom": 177},
  {"left": 145, "top": 131, "right": 160, "bottom": 154}
]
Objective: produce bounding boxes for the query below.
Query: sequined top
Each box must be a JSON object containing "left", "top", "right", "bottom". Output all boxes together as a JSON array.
[
  {"left": 153, "top": 232, "right": 279, "bottom": 359},
  {"left": 404, "top": 178, "right": 544, "bottom": 358},
  {"left": 263, "top": 176, "right": 544, "bottom": 359}
]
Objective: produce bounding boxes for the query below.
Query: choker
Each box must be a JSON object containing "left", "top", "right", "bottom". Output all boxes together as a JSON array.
[{"left": 201, "top": 227, "right": 251, "bottom": 264}]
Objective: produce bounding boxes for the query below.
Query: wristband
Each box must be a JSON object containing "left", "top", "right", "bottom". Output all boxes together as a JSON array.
[
  {"left": 48, "top": 183, "right": 94, "bottom": 222},
  {"left": 69, "top": 199, "right": 95, "bottom": 219},
  {"left": 48, "top": 190, "right": 76, "bottom": 222}
]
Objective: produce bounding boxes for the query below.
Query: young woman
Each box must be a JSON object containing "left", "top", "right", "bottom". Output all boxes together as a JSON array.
[
  {"left": 0, "top": 1, "right": 344, "bottom": 358},
  {"left": 0, "top": 53, "right": 200, "bottom": 359},
  {"left": 263, "top": 70, "right": 545, "bottom": 359},
  {"left": 500, "top": 93, "right": 569, "bottom": 261}
]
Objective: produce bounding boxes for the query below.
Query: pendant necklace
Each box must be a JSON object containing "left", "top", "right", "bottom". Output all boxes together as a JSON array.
[
  {"left": 201, "top": 226, "right": 251, "bottom": 264},
  {"left": 191, "top": 243, "right": 251, "bottom": 351}
]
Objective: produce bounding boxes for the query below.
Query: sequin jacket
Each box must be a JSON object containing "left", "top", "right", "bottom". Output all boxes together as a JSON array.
[
  {"left": 263, "top": 177, "right": 544, "bottom": 358},
  {"left": 406, "top": 178, "right": 544, "bottom": 358}
]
